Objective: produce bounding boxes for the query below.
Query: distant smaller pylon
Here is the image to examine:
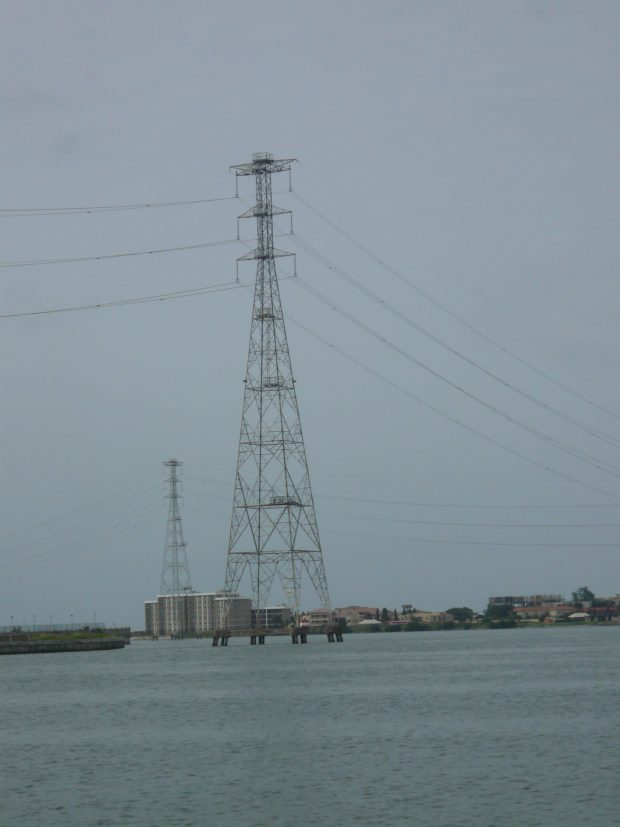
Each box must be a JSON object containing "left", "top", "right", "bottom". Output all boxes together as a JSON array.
[{"left": 160, "top": 459, "right": 193, "bottom": 636}]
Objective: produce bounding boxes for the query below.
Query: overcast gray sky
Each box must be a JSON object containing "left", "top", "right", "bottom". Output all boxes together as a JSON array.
[{"left": 1, "top": 0, "right": 619, "bottom": 628}]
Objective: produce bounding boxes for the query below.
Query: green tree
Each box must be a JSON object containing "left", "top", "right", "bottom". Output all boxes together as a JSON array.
[
  {"left": 393, "top": 608, "right": 399, "bottom": 620},
  {"left": 484, "top": 604, "right": 514, "bottom": 621},
  {"left": 446, "top": 607, "right": 474, "bottom": 622},
  {"left": 572, "top": 586, "right": 595, "bottom": 604},
  {"left": 381, "top": 607, "right": 390, "bottom": 622}
]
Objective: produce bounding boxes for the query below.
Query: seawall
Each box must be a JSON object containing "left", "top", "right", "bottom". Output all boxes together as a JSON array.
[{"left": 0, "top": 637, "right": 127, "bottom": 655}]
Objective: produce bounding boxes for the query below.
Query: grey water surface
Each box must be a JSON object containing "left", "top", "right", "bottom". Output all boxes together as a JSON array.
[{"left": 1, "top": 626, "right": 618, "bottom": 826}]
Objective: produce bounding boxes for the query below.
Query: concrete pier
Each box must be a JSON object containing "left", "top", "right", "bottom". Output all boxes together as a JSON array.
[{"left": 211, "top": 626, "right": 344, "bottom": 646}]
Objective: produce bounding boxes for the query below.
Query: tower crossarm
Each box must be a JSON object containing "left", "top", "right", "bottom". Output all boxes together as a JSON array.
[
  {"left": 237, "top": 205, "right": 291, "bottom": 219},
  {"left": 231, "top": 154, "right": 297, "bottom": 176},
  {"left": 237, "top": 247, "right": 295, "bottom": 262}
]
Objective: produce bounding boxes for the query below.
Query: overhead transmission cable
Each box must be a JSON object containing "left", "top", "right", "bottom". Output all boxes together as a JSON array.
[
  {"left": 1, "top": 497, "right": 162, "bottom": 560},
  {"left": 183, "top": 486, "right": 620, "bottom": 527},
  {"left": 0, "top": 277, "right": 278, "bottom": 320},
  {"left": 236, "top": 274, "right": 620, "bottom": 499},
  {"left": 0, "top": 194, "right": 238, "bottom": 217},
  {"left": 0, "top": 232, "right": 291, "bottom": 268},
  {"left": 0, "top": 506, "right": 163, "bottom": 575},
  {"left": 0, "top": 486, "right": 164, "bottom": 557},
  {"left": 317, "top": 509, "right": 620, "bottom": 529},
  {"left": 0, "top": 474, "right": 162, "bottom": 544},
  {"left": 321, "top": 493, "right": 620, "bottom": 510},
  {"left": 0, "top": 190, "right": 289, "bottom": 218},
  {"left": 281, "top": 304, "right": 620, "bottom": 502},
  {"left": 291, "top": 191, "right": 620, "bottom": 423},
  {"left": 236, "top": 273, "right": 620, "bottom": 497},
  {"left": 180, "top": 474, "right": 620, "bottom": 513},
  {"left": 294, "top": 277, "right": 620, "bottom": 480},
  {"left": 184, "top": 504, "right": 618, "bottom": 548},
  {"left": 0, "top": 236, "right": 241, "bottom": 268},
  {"left": 254, "top": 197, "right": 620, "bottom": 466},
  {"left": 180, "top": 472, "right": 620, "bottom": 509},
  {"left": 322, "top": 527, "right": 618, "bottom": 548},
  {"left": 288, "top": 230, "right": 620, "bottom": 451}
]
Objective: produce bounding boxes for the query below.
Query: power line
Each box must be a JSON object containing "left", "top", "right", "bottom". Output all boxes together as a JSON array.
[
  {"left": 319, "top": 509, "right": 620, "bottom": 529},
  {"left": 0, "top": 487, "right": 163, "bottom": 557},
  {"left": 0, "top": 190, "right": 291, "bottom": 218},
  {"left": 1, "top": 499, "right": 162, "bottom": 560},
  {"left": 292, "top": 191, "right": 620, "bottom": 423},
  {"left": 184, "top": 504, "right": 229, "bottom": 519},
  {"left": 320, "top": 493, "right": 620, "bottom": 510},
  {"left": 283, "top": 306, "right": 620, "bottom": 502},
  {"left": 0, "top": 474, "right": 162, "bottom": 544},
  {"left": 0, "top": 236, "right": 243, "bottom": 268},
  {"left": 242, "top": 274, "right": 620, "bottom": 497},
  {"left": 1, "top": 275, "right": 295, "bottom": 320},
  {"left": 0, "top": 278, "right": 258, "bottom": 319},
  {"left": 184, "top": 488, "right": 620, "bottom": 526},
  {"left": 0, "top": 506, "right": 163, "bottom": 575},
  {"left": 0, "top": 193, "right": 239, "bottom": 216},
  {"left": 183, "top": 472, "right": 231, "bottom": 486},
  {"left": 289, "top": 230, "right": 620, "bottom": 451},
  {"left": 183, "top": 490, "right": 231, "bottom": 504},
  {"left": 180, "top": 478, "right": 620, "bottom": 512},
  {"left": 1, "top": 230, "right": 292, "bottom": 268},
  {"left": 180, "top": 505, "right": 618, "bottom": 547},
  {"left": 323, "top": 527, "right": 618, "bottom": 548},
  {"left": 294, "top": 277, "right": 620, "bottom": 480}
]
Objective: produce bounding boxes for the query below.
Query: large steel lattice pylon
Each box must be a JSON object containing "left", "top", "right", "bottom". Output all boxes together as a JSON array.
[
  {"left": 223, "top": 152, "right": 332, "bottom": 626},
  {"left": 160, "top": 459, "right": 192, "bottom": 635}
]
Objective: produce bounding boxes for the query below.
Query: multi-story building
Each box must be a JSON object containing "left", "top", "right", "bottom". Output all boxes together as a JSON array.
[
  {"left": 144, "top": 600, "right": 158, "bottom": 635},
  {"left": 300, "top": 609, "right": 333, "bottom": 629},
  {"left": 512, "top": 604, "right": 575, "bottom": 622},
  {"left": 401, "top": 609, "right": 454, "bottom": 624},
  {"left": 252, "top": 605, "right": 293, "bottom": 628},
  {"left": 144, "top": 590, "right": 252, "bottom": 636},
  {"left": 212, "top": 591, "right": 252, "bottom": 630},
  {"left": 334, "top": 606, "right": 379, "bottom": 624},
  {"left": 488, "top": 594, "right": 564, "bottom": 608},
  {"left": 597, "top": 594, "right": 620, "bottom": 608},
  {"left": 192, "top": 592, "right": 216, "bottom": 631}
]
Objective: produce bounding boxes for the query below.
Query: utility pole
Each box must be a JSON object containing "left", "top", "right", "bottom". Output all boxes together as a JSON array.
[
  {"left": 223, "top": 153, "right": 332, "bottom": 630},
  {"left": 160, "top": 459, "right": 192, "bottom": 637}
]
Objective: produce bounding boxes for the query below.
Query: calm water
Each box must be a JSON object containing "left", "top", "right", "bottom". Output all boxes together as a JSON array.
[{"left": 1, "top": 627, "right": 618, "bottom": 826}]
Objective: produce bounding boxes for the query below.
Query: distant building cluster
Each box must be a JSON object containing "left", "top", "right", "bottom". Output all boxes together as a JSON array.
[
  {"left": 144, "top": 591, "right": 252, "bottom": 637},
  {"left": 333, "top": 605, "right": 456, "bottom": 627},
  {"left": 299, "top": 608, "right": 333, "bottom": 628},
  {"left": 487, "top": 593, "right": 620, "bottom": 623},
  {"left": 488, "top": 594, "right": 564, "bottom": 608},
  {"left": 143, "top": 587, "right": 620, "bottom": 637},
  {"left": 144, "top": 591, "right": 305, "bottom": 637}
]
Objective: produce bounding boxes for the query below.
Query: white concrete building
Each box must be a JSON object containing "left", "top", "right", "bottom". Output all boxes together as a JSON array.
[{"left": 144, "top": 590, "right": 252, "bottom": 636}]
